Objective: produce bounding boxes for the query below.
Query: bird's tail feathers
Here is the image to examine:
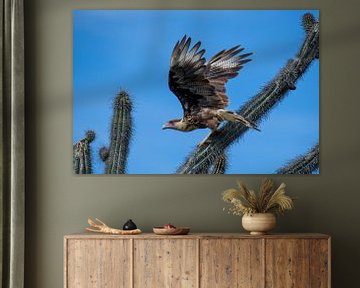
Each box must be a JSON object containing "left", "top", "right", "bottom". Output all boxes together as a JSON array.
[{"left": 217, "top": 110, "right": 260, "bottom": 131}]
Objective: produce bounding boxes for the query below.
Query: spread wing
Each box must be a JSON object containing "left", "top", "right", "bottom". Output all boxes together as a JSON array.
[{"left": 169, "top": 35, "right": 252, "bottom": 116}]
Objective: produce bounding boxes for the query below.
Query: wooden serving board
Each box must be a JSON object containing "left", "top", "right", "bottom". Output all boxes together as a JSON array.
[{"left": 152, "top": 227, "right": 190, "bottom": 235}]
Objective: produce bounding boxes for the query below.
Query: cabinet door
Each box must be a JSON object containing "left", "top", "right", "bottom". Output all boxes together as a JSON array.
[
  {"left": 200, "top": 239, "right": 264, "bottom": 288},
  {"left": 66, "top": 239, "right": 131, "bottom": 288},
  {"left": 309, "top": 239, "right": 330, "bottom": 288},
  {"left": 266, "top": 239, "right": 310, "bottom": 287},
  {"left": 134, "top": 239, "right": 198, "bottom": 288}
]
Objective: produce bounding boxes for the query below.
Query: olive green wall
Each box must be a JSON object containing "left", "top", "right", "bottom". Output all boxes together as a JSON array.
[{"left": 24, "top": 0, "right": 360, "bottom": 287}]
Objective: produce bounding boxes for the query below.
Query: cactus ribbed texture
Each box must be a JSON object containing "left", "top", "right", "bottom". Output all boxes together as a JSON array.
[
  {"left": 209, "top": 153, "right": 228, "bottom": 174},
  {"left": 73, "top": 130, "right": 96, "bottom": 174},
  {"left": 177, "top": 13, "right": 319, "bottom": 174},
  {"left": 105, "top": 91, "right": 133, "bottom": 174},
  {"left": 73, "top": 147, "right": 80, "bottom": 174},
  {"left": 193, "top": 152, "right": 228, "bottom": 174},
  {"left": 302, "top": 13, "right": 317, "bottom": 34},
  {"left": 276, "top": 143, "right": 319, "bottom": 174},
  {"left": 191, "top": 151, "right": 228, "bottom": 174},
  {"left": 302, "top": 13, "right": 319, "bottom": 59}
]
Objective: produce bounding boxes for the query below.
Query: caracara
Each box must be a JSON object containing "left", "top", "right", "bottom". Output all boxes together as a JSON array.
[{"left": 162, "top": 35, "right": 260, "bottom": 145}]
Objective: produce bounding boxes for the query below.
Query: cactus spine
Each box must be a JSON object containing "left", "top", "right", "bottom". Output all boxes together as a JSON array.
[
  {"left": 276, "top": 143, "right": 319, "bottom": 174},
  {"left": 105, "top": 91, "right": 133, "bottom": 174},
  {"left": 73, "top": 130, "right": 95, "bottom": 174},
  {"left": 209, "top": 153, "right": 228, "bottom": 174},
  {"left": 302, "top": 13, "right": 317, "bottom": 34},
  {"left": 177, "top": 13, "right": 319, "bottom": 174}
]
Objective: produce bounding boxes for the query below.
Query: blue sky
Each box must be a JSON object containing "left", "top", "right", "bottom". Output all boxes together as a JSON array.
[{"left": 73, "top": 10, "right": 319, "bottom": 174}]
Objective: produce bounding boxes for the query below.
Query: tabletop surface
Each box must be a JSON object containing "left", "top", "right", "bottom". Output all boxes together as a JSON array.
[{"left": 64, "top": 232, "right": 330, "bottom": 240}]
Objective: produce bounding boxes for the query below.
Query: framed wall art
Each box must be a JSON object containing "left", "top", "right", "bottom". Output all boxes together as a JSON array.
[{"left": 73, "top": 10, "right": 319, "bottom": 174}]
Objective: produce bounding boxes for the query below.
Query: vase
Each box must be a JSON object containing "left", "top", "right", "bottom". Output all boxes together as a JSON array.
[
  {"left": 123, "top": 219, "right": 137, "bottom": 230},
  {"left": 242, "top": 213, "right": 276, "bottom": 235}
]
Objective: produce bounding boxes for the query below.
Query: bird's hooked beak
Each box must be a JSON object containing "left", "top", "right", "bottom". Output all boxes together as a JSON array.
[
  {"left": 162, "top": 119, "right": 182, "bottom": 130},
  {"left": 162, "top": 122, "right": 172, "bottom": 130},
  {"left": 162, "top": 120, "right": 180, "bottom": 130}
]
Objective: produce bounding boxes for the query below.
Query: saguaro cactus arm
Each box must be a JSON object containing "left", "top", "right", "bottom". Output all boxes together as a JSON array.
[
  {"left": 276, "top": 143, "right": 319, "bottom": 174},
  {"left": 105, "top": 91, "right": 133, "bottom": 174},
  {"left": 99, "top": 146, "right": 109, "bottom": 162},
  {"left": 73, "top": 130, "right": 96, "bottom": 174},
  {"left": 177, "top": 13, "right": 319, "bottom": 174}
]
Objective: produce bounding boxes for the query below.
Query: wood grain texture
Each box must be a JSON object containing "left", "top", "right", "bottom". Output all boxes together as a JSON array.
[
  {"left": 66, "top": 239, "right": 131, "bottom": 288},
  {"left": 310, "top": 239, "right": 330, "bottom": 288},
  {"left": 133, "top": 239, "right": 198, "bottom": 288},
  {"left": 64, "top": 234, "right": 330, "bottom": 288},
  {"left": 65, "top": 233, "right": 330, "bottom": 240},
  {"left": 265, "top": 239, "right": 310, "bottom": 288},
  {"left": 200, "top": 239, "right": 264, "bottom": 288}
]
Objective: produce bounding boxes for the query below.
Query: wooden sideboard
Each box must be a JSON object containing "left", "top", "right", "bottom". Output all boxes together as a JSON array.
[{"left": 64, "top": 233, "right": 330, "bottom": 288}]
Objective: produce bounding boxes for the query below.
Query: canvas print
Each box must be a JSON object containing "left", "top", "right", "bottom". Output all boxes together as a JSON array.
[{"left": 73, "top": 10, "right": 319, "bottom": 174}]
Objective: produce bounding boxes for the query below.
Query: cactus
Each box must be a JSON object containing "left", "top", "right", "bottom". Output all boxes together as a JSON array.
[
  {"left": 302, "top": 13, "right": 317, "bottom": 34},
  {"left": 73, "top": 13, "right": 319, "bottom": 175},
  {"left": 276, "top": 143, "right": 319, "bottom": 174},
  {"left": 73, "top": 147, "right": 80, "bottom": 174},
  {"left": 210, "top": 152, "right": 228, "bottom": 174},
  {"left": 177, "top": 13, "right": 319, "bottom": 174},
  {"left": 302, "top": 13, "right": 319, "bottom": 59},
  {"left": 72, "top": 91, "right": 133, "bottom": 174},
  {"left": 73, "top": 130, "right": 96, "bottom": 174},
  {"left": 193, "top": 152, "right": 228, "bottom": 174},
  {"left": 99, "top": 146, "right": 109, "bottom": 162},
  {"left": 105, "top": 91, "right": 133, "bottom": 174}
]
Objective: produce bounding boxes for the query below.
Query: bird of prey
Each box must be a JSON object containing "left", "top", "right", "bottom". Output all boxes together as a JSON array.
[{"left": 162, "top": 35, "right": 260, "bottom": 146}]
